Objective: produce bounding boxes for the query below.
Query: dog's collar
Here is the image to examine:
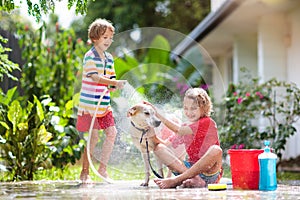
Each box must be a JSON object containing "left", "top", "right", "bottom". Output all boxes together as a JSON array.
[{"left": 131, "top": 121, "right": 149, "bottom": 144}]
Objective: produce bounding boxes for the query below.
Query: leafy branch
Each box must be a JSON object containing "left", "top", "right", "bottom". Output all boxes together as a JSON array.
[
  {"left": 0, "top": 35, "right": 20, "bottom": 81},
  {"left": 0, "top": 0, "right": 89, "bottom": 22}
]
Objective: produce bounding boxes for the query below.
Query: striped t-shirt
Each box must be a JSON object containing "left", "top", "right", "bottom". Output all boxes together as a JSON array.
[{"left": 77, "top": 47, "right": 116, "bottom": 117}]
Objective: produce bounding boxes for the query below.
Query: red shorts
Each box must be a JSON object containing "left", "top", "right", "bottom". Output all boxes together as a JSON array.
[{"left": 76, "top": 111, "right": 115, "bottom": 132}]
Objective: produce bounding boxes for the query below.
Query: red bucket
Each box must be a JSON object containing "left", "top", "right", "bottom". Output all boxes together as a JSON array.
[{"left": 228, "top": 149, "right": 264, "bottom": 190}]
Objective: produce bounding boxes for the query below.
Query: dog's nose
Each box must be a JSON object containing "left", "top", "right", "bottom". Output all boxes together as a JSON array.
[{"left": 154, "top": 120, "right": 161, "bottom": 127}]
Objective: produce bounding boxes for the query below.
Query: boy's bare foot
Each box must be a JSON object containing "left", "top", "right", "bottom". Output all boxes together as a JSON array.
[
  {"left": 98, "top": 167, "right": 114, "bottom": 182},
  {"left": 80, "top": 172, "right": 94, "bottom": 184},
  {"left": 154, "top": 178, "right": 181, "bottom": 189},
  {"left": 98, "top": 167, "right": 109, "bottom": 178},
  {"left": 182, "top": 176, "right": 206, "bottom": 188}
]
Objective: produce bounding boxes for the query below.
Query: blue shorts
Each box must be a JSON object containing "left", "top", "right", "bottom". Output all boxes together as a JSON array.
[{"left": 173, "top": 161, "right": 221, "bottom": 185}]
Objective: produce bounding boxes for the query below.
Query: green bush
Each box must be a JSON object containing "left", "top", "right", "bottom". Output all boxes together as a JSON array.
[
  {"left": 219, "top": 71, "right": 300, "bottom": 161},
  {"left": 0, "top": 87, "right": 52, "bottom": 180},
  {"left": 0, "top": 87, "right": 84, "bottom": 181},
  {"left": 17, "top": 22, "right": 86, "bottom": 106},
  {"left": 16, "top": 22, "right": 86, "bottom": 172},
  {"left": 0, "top": 21, "right": 87, "bottom": 180}
]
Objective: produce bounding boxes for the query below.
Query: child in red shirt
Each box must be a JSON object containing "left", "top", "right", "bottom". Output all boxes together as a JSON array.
[{"left": 145, "top": 88, "right": 223, "bottom": 189}]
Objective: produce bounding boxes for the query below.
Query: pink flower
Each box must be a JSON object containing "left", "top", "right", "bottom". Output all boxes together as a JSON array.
[
  {"left": 245, "top": 92, "right": 250, "bottom": 97},
  {"left": 176, "top": 83, "right": 189, "bottom": 96},
  {"left": 233, "top": 92, "right": 238, "bottom": 96},
  {"left": 201, "top": 84, "right": 209, "bottom": 90},
  {"left": 173, "top": 77, "right": 179, "bottom": 82},
  {"left": 237, "top": 97, "right": 243, "bottom": 104},
  {"left": 255, "top": 92, "right": 264, "bottom": 99},
  {"left": 230, "top": 144, "right": 245, "bottom": 149}
]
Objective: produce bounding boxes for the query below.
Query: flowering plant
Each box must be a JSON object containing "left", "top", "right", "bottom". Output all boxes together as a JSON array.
[
  {"left": 230, "top": 144, "right": 245, "bottom": 149},
  {"left": 218, "top": 71, "right": 300, "bottom": 161}
]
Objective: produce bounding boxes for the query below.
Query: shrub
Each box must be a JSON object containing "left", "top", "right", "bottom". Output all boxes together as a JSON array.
[
  {"left": 219, "top": 73, "right": 300, "bottom": 161},
  {"left": 0, "top": 87, "right": 52, "bottom": 180}
]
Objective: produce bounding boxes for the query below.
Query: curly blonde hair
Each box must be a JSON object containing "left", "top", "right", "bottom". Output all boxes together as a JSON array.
[
  {"left": 184, "top": 88, "right": 213, "bottom": 117},
  {"left": 88, "top": 18, "right": 115, "bottom": 42}
]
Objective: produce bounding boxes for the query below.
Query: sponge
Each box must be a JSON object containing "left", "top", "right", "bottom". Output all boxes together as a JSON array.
[{"left": 207, "top": 184, "right": 227, "bottom": 191}]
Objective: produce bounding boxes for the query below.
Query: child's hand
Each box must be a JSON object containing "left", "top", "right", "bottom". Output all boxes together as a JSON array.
[
  {"left": 142, "top": 101, "right": 152, "bottom": 106},
  {"left": 108, "top": 88, "right": 116, "bottom": 92},
  {"left": 143, "top": 101, "right": 155, "bottom": 109},
  {"left": 164, "top": 138, "right": 172, "bottom": 146},
  {"left": 116, "top": 80, "right": 127, "bottom": 89},
  {"left": 143, "top": 101, "right": 158, "bottom": 114}
]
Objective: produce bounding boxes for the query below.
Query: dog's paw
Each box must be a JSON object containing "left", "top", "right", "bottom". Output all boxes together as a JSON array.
[{"left": 140, "top": 183, "right": 149, "bottom": 187}]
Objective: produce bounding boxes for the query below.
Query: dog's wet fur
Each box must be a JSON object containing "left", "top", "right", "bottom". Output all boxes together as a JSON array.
[{"left": 127, "top": 103, "right": 164, "bottom": 186}]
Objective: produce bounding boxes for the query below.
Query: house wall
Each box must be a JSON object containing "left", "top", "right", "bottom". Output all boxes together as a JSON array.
[
  {"left": 287, "top": 8, "right": 300, "bottom": 86},
  {"left": 233, "top": 34, "right": 257, "bottom": 83},
  {"left": 282, "top": 7, "right": 300, "bottom": 159},
  {"left": 212, "top": 56, "right": 228, "bottom": 102},
  {"left": 257, "top": 14, "right": 287, "bottom": 82},
  {"left": 257, "top": 12, "right": 300, "bottom": 159},
  {"left": 212, "top": 50, "right": 233, "bottom": 102}
]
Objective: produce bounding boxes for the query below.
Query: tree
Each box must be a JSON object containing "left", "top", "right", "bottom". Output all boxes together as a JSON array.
[
  {"left": 73, "top": 0, "right": 210, "bottom": 41},
  {"left": 0, "top": 0, "right": 90, "bottom": 82},
  {"left": 0, "top": 0, "right": 89, "bottom": 22}
]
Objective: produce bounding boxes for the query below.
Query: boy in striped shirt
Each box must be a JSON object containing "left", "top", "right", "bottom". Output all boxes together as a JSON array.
[{"left": 76, "top": 18, "right": 126, "bottom": 183}]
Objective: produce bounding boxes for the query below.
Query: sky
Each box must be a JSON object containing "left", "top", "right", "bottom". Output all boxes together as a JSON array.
[{"left": 17, "top": 0, "right": 83, "bottom": 29}]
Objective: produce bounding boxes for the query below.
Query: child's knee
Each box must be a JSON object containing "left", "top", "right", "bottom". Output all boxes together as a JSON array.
[
  {"left": 154, "top": 143, "right": 165, "bottom": 152},
  {"left": 105, "top": 126, "right": 117, "bottom": 140},
  {"left": 210, "top": 145, "right": 223, "bottom": 156}
]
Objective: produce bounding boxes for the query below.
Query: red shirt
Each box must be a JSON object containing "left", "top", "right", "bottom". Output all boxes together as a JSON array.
[{"left": 171, "top": 117, "right": 220, "bottom": 164}]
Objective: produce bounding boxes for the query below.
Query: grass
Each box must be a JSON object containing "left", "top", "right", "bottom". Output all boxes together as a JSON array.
[
  {"left": 1, "top": 161, "right": 299, "bottom": 182},
  {"left": 277, "top": 171, "right": 300, "bottom": 181},
  {"left": 33, "top": 163, "right": 300, "bottom": 182},
  {"left": 33, "top": 162, "right": 146, "bottom": 182},
  {"left": 32, "top": 162, "right": 233, "bottom": 182}
]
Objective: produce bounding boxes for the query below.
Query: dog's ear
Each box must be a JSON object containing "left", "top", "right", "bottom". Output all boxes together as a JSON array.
[{"left": 127, "top": 106, "right": 137, "bottom": 117}]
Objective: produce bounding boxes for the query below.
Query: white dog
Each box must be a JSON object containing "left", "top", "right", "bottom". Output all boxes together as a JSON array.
[{"left": 127, "top": 103, "right": 166, "bottom": 186}]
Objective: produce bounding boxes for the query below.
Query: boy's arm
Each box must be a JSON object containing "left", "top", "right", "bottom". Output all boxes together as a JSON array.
[{"left": 90, "top": 74, "right": 126, "bottom": 89}]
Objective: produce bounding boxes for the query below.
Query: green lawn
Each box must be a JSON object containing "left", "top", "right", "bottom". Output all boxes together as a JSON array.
[
  {"left": 1, "top": 161, "right": 298, "bottom": 182},
  {"left": 33, "top": 161, "right": 146, "bottom": 181},
  {"left": 32, "top": 162, "right": 300, "bottom": 182}
]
